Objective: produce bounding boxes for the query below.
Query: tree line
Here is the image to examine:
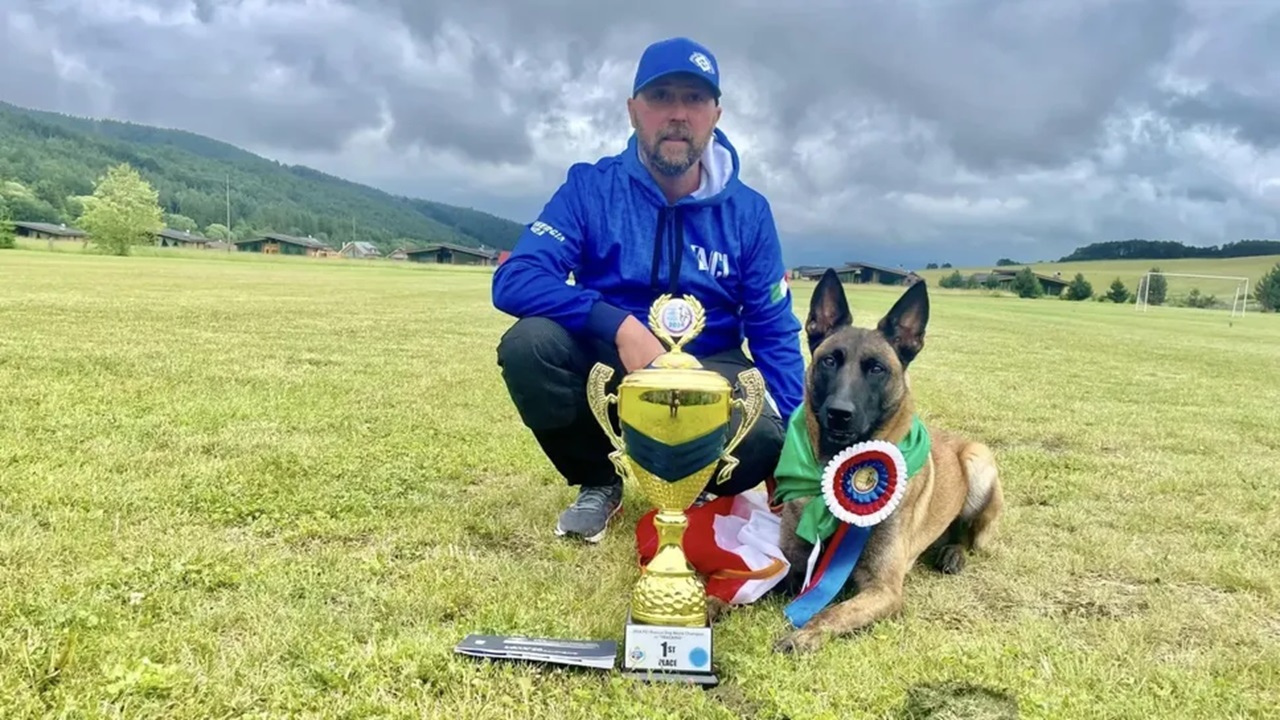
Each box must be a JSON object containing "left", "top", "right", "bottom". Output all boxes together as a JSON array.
[
  {"left": 1058, "top": 239, "right": 1280, "bottom": 262},
  {"left": 926, "top": 239, "right": 1280, "bottom": 271}
]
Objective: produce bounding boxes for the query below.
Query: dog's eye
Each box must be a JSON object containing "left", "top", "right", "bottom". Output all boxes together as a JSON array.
[
  {"left": 820, "top": 354, "right": 838, "bottom": 369},
  {"left": 866, "top": 360, "right": 886, "bottom": 375}
]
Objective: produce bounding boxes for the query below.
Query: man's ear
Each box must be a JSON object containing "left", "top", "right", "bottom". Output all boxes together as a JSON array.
[
  {"left": 877, "top": 280, "right": 929, "bottom": 367},
  {"left": 805, "top": 268, "right": 853, "bottom": 355}
]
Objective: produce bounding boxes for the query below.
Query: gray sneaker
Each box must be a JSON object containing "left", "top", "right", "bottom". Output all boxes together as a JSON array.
[{"left": 555, "top": 482, "right": 623, "bottom": 543}]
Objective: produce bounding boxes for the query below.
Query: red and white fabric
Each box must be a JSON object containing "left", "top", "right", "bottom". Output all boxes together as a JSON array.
[{"left": 634, "top": 487, "right": 790, "bottom": 606}]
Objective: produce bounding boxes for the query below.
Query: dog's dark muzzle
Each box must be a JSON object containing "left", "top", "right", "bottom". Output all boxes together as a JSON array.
[
  {"left": 820, "top": 400, "right": 866, "bottom": 449},
  {"left": 825, "top": 402, "right": 856, "bottom": 434}
]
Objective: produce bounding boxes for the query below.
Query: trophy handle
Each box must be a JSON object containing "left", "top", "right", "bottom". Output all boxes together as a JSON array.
[
  {"left": 713, "top": 367, "right": 767, "bottom": 487},
  {"left": 586, "top": 363, "right": 632, "bottom": 482}
]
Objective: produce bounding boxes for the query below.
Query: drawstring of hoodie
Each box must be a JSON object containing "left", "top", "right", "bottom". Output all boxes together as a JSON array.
[{"left": 648, "top": 206, "right": 684, "bottom": 295}]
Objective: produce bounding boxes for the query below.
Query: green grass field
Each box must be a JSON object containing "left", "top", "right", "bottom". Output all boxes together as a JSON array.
[{"left": 3, "top": 247, "right": 1279, "bottom": 719}]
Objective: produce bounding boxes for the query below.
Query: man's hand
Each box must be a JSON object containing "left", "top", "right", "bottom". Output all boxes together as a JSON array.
[{"left": 615, "top": 315, "right": 666, "bottom": 372}]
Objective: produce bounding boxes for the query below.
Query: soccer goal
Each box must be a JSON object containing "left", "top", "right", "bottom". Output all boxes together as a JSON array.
[{"left": 1134, "top": 271, "right": 1252, "bottom": 317}]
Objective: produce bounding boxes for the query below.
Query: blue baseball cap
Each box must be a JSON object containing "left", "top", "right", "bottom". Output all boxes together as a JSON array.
[{"left": 632, "top": 37, "right": 721, "bottom": 99}]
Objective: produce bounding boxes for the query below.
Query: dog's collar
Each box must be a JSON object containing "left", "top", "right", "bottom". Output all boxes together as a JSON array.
[{"left": 772, "top": 402, "right": 932, "bottom": 545}]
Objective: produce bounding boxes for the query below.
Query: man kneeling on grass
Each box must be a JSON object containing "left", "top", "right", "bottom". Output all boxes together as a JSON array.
[{"left": 491, "top": 37, "right": 805, "bottom": 543}]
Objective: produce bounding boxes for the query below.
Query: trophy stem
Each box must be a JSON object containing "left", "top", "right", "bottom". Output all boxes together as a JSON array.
[{"left": 632, "top": 510, "right": 707, "bottom": 628}]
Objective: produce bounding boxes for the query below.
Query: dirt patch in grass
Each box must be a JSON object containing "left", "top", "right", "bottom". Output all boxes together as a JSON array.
[{"left": 896, "top": 682, "right": 1019, "bottom": 720}]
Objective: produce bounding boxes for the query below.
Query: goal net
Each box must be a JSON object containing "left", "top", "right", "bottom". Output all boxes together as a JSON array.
[{"left": 1135, "top": 271, "right": 1252, "bottom": 317}]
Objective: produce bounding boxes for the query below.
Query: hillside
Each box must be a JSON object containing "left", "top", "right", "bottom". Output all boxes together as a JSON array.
[{"left": 0, "top": 100, "right": 524, "bottom": 252}]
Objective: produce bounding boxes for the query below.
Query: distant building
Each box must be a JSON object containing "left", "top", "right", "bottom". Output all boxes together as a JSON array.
[
  {"left": 790, "top": 265, "right": 825, "bottom": 280},
  {"left": 339, "top": 241, "right": 382, "bottom": 259},
  {"left": 990, "top": 267, "right": 1069, "bottom": 296},
  {"left": 798, "top": 262, "right": 917, "bottom": 286},
  {"left": 386, "top": 247, "right": 409, "bottom": 261},
  {"left": 234, "top": 232, "right": 334, "bottom": 257},
  {"left": 13, "top": 221, "right": 87, "bottom": 242},
  {"left": 152, "top": 228, "right": 211, "bottom": 249},
  {"left": 405, "top": 242, "right": 497, "bottom": 266}
]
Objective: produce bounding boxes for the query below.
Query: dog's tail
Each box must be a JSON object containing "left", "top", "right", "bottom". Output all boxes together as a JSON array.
[{"left": 958, "top": 442, "right": 1002, "bottom": 551}]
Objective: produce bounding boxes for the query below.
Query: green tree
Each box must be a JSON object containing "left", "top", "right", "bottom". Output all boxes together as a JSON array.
[
  {"left": 0, "top": 201, "right": 15, "bottom": 249},
  {"left": 203, "top": 223, "right": 232, "bottom": 241},
  {"left": 1136, "top": 267, "right": 1167, "bottom": 305},
  {"left": 76, "top": 163, "right": 164, "bottom": 256},
  {"left": 1179, "top": 288, "right": 1217, "bottom": 309},
  {"left": 1105, "top": 277, "right": 1130, "bottom": 303},
  {"left": 164, "top": 212, "right": 198, "bottom": 232},
  {"left": 939, "top": 270, "right": 965, "bottom": 288},
  {"left": 1065, "top": 272, "right": 1093, "bottom": 301},
  {"left": 1256, "top": 262, "right": 1280, "bottom": 312},
  {"left": 1010, "top": 267, "right": 1044, "bottom": 298}
]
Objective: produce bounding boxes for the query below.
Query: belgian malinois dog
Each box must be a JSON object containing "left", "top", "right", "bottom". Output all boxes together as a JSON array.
[{"left": 768, "top": 268, "right": 1004, "bottom": 653}]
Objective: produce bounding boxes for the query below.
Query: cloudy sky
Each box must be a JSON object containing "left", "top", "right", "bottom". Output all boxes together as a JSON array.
[{"left": 2, "top": 0, "right": 1279, "bottom": 268}]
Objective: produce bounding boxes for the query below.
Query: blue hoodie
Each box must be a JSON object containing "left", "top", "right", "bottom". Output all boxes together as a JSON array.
[{"left": 492, "top": 127, "right": 805, "bottom": 420}]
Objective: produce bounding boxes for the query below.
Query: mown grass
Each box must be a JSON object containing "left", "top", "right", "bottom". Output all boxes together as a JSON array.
[{"left": 2, "top": 247, "right": 1279, "bottom": 719}]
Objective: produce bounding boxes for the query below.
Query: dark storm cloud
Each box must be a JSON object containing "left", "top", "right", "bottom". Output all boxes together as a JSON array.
[
  {"left": 1163, "top": 84, "right": 1280, "bottom": 149},
  {"left": 368, "top": 0, "right": 1189, "bottom": 172},
  {"left": 191, "top": 0, "right": 217, "bottom": 24},
  {"left": 1, "top": 0, "right": 1278, "bottom": 265}
]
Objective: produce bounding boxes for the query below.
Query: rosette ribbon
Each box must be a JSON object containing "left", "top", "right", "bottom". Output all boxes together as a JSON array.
[{"left": 770, "top": 403, "right": 931, "bottom": 629}]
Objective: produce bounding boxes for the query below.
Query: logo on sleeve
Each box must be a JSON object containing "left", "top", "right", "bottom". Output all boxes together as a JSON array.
[{"left": 530, "top": 221, "right": 566, "bottom": 243}]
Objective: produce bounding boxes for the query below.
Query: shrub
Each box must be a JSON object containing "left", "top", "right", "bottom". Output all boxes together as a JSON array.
[
  {"left": 939, "top": 270, "right": 965, "bottom": 289},
  {"left": 1065, "top": 272, "right": 1093, "bottom": 301},
  {"left": 0, "top": 202, "right": 14, "bottom": 249},
  {"left": 1175, "top": 288, "right": 1219, "bottom": 309},
  {"left": 1009, "top": 267, "right": 1044, "bottom": 298},
  {"left": 1105, "top": 277, "right": 1130, "bottom": 304},
  {"left": 1256, "top": 262, "right": 1280, "bottom": 312},
  {"left": 1136, "top": 267, "right": 1167, "bottom": 305}
]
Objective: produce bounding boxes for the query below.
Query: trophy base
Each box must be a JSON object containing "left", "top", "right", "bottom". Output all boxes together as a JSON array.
[{"left": 620, "top": 610, "right": 719, "bottom": 688}]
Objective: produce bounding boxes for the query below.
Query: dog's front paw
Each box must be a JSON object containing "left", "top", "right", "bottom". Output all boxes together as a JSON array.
[
  {"left": 705, "top": 596, "right": 730, "bottom": 624},
  {"left": 773, "top": 628, "right": 825, "bottom": 654},
  {"left": 934, "top": 544, "right": 966, "bottom": 574}
]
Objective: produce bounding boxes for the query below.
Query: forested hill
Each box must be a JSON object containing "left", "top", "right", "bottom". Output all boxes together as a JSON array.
[
  {"left": 0, "top": 100, "right": 525, "bottom": 252},
  {"left": 1059, "top": 238, "right": 1280, "bottom": 262}
]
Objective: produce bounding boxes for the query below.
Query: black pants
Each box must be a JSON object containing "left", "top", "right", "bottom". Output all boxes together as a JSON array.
[{"left": 496, "top": 317, "right": 785, "bottom": 496}]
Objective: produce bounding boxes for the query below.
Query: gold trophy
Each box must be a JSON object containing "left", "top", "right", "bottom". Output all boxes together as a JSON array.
[{"left": 586, "top": 293, "right": 766, "bottom": 685}]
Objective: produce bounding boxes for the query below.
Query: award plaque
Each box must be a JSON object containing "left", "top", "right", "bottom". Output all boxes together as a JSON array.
[{"left": 586, "top": 293, "right": 766, "bottom": 686}]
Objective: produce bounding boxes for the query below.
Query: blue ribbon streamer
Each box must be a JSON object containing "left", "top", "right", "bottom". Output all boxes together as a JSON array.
[{"left": 783, "top": 523, "right": 871, "bottom": 628}]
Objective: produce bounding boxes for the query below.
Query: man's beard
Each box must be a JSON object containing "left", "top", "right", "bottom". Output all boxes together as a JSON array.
[{"left": 641, "top": 128, "right": 706, "bottom": 177}]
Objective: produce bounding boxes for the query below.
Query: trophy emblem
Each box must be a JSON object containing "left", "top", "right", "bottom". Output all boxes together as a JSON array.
[{"left": 586, "top": 293, "right": 766, "bottom": 685}]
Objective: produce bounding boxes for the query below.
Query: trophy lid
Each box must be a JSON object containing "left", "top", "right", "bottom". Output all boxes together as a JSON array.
[
  {"left": 648, "top": 294, "right": 702, "bottom": 355},
  {"left": 631, "top": 294, "right": 732, "bottom": 385}
]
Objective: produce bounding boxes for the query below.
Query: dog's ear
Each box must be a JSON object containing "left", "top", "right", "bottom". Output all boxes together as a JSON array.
[
  {"left": 805, "top": 268, "right": 853, "bottom": 354},
  {"left": 877, "top": 279, "right": 929, "bottom": 367}
]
